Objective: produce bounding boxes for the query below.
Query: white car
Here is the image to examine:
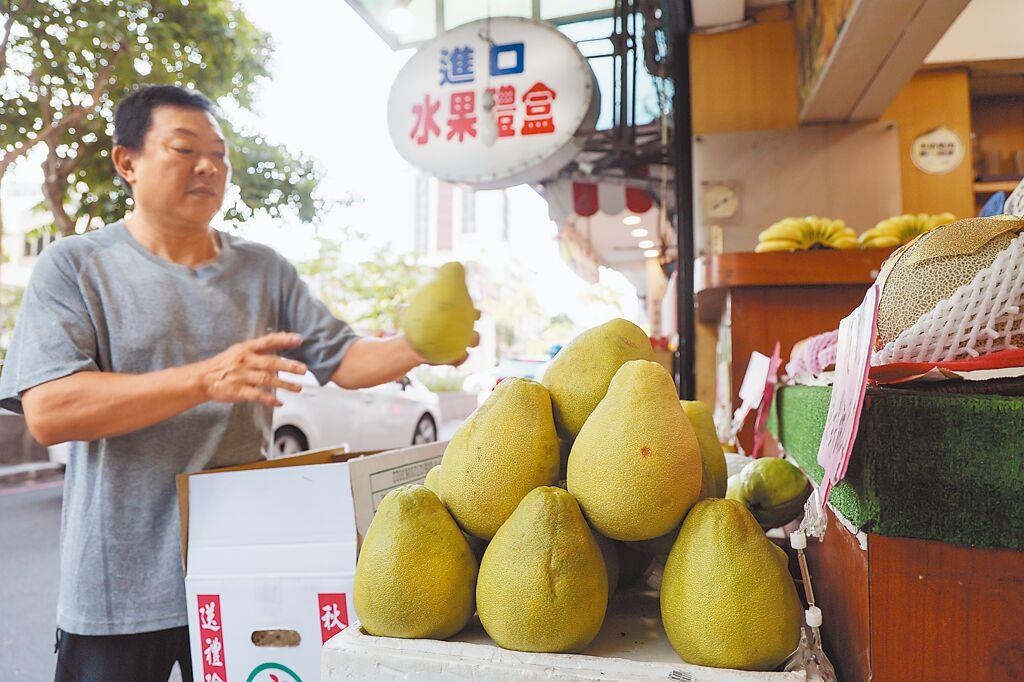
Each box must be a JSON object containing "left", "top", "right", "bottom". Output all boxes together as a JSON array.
[
  {"left": 272, "top": 372, "right": 442, "bottom": 457},
  {"left": 463, "top": 356, "right": 551, "bottom": 406}
]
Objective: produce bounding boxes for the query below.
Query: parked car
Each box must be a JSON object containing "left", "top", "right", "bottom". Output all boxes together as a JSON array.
[
  {"left": 49, "top": 373, "right": 440, "bottom": 463},
  {"left": 463, "top": 356, "right": 551, "bottom": 406},
  {"left": 272, "top": 372, "right": 441, "bottom": 457}
]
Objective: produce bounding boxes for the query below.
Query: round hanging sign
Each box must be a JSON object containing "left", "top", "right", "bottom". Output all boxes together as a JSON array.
[{"left": 387, "top": 17, "right": 599, "bottom": 189}]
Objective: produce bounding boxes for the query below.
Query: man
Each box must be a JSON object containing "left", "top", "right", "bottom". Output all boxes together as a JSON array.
[{"left": 0, "top": 85, "right": 471, "bottom": 681}]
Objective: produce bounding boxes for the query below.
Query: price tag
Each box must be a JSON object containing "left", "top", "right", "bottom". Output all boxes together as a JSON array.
[
  {"left": 739, "top": 351, "right": 771, "bottom": 407},
  {"left": 752, "top": 342, "right": 782, "bottom": 458},
  {"left": 816, "top": 285, "right": 880, "bottom": 507},
  {"left": 730, "top": 351, "right": 771, "bottom": 442}
]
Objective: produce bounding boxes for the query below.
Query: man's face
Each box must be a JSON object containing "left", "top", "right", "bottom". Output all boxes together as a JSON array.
[{"left": 116, "top": 105, "right": 231, "bottom": 227}]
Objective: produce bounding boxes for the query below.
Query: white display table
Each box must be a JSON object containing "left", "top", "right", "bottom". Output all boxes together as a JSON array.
[{"left": 323, "top": 589, "right": 806, "bottom": 681}]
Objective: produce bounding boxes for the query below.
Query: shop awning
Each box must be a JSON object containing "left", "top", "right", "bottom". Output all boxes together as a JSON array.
[
  {"left": 542, "top": 178, "right": 657, "bottom": 224},
  {"left": 541, "top": 176, "right": 675, "bottom": 295}
]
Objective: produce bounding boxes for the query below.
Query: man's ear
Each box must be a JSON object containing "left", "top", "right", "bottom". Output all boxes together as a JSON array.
[{"left": 111, "top": 145, "right": 137, "bottom": 187}]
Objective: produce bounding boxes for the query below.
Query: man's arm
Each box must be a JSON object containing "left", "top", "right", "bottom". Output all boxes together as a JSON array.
[
  {"left": 330, "top": 334, "right": 478, "bottom": 389},
  {"left": 22, "top": 333, "right": 308, "bottom": 446},
  {"left": 330, "top": 336, "right": 427, "bottom": 390}
]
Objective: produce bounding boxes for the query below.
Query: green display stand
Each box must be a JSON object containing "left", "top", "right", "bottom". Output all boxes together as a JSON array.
[{"left": 774, "top": 385, "right": 1024, "bottom": 550}]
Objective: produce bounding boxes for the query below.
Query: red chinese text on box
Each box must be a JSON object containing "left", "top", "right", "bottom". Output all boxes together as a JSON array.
[
  {"left": 318, "top": 593, "right": 349, "bottom": 644},
  {"left": 197, "top": 594, "right": 228, "bottom": 682}
]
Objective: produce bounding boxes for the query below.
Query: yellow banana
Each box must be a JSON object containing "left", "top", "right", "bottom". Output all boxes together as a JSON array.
[
  {"left": 859, "top": 213, "right": 955, "bottom": 248},
  {"left": 756, "top": 216, "right": 860, "bottom": 252},
  {"left": 755, "top": 239, "right": 802, "bottom": 253}
]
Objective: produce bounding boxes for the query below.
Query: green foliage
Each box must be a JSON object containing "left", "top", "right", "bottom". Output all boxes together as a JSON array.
[
  {"left": 0, "top": 0, "right": 323, "bottom": 233},
  {"left": 475, "top": 261, "right": 545, "bottom": 356},
  {"left": 541, "top": 312, "right": 575, "bottom": 348},
  {"left": 297, "top": 229, "right": 428, "bottom": 334},
  {"left": 412, "top": 365, "right": 468, "bottom": 393},
  {"left": 0, "top": 284, "right": 24, "bottom": 362}
]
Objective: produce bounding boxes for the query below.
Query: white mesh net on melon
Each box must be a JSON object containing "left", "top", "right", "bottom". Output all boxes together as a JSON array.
[{"left": 874, "top": 231, "right": 1024, "bottom": 365}]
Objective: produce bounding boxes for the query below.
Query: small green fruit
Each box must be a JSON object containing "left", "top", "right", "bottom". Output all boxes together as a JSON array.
[{"left": 726, "top": 458, "right": 812, "bottom": 528}]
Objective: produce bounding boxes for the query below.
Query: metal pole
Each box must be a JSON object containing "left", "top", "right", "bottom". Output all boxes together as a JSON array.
[{"left": 667, "top": 2, "right": 695, "bottom": 399}]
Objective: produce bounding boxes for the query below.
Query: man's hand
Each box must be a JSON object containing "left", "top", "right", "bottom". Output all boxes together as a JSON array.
[{"left": 195, "top": 332, "right": 308, "bottom": 407}]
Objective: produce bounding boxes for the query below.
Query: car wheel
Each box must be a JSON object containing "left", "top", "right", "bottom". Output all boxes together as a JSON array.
[
  {"left": 273, "top": 426, "right": 309, "bottom": 457},
  {"left": 412, "top": 414, "right": 437, "bottom": 445}
]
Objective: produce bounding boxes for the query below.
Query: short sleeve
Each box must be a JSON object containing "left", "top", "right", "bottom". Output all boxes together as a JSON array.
[
  {"left": 277, "top": 260, "right": 360, "bottom": 385},
  {"left": 0, "top": 244, "right": 100, "bottom": 414}
]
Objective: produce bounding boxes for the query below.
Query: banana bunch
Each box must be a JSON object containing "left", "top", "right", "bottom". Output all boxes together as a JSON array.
[
  {"left": 859, "top": 213, "right": 956, "bottom": 249},
  {"left": 755, "top": 216, "right": 859, "bottom": 253}
]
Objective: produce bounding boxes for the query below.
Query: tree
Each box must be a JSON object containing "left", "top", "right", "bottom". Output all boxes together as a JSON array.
[
  {"left": 0, "top": 0, "right": 323, "bottom": 273},
  {"left": 0, "top": 284, "right": 22, "bottom": 362},
  {"left": 541, "top": 312, "right": 575, "bottom": 349},
  {"left": 473, "top": 259, "right": 546, "bottom": 357},
  {"left": 297, "top": 229, "right": 428, "bottom": 335}
]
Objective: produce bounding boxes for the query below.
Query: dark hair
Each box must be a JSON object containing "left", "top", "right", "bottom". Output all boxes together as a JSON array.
[{"left": 113, "top": 85, "right": 216, "bottom": 150}]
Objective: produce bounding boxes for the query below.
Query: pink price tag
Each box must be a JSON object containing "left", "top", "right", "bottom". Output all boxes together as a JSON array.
[{"left": 816, "top": 285, "right": 880, "bottom": 508}]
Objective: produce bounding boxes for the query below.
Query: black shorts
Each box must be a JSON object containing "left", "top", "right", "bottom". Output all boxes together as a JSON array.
[{"left": 54, "top": 626, "right": 193, "bottom": 682}]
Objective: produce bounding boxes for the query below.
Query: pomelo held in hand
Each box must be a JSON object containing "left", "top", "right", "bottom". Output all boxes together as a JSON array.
[{"left": 402, "top": 261, "right": 478, "bottom": 364}]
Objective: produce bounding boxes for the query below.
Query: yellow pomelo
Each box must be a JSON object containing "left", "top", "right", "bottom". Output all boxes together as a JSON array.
[
  {"left": 542, "top": 318, "right": 654, "bottom": 440},
  {"left": 661, "top": 499, "right": 802, "bottom": 671},
  {"left": 354, "top": 485, "right": 476, "bottom": 639},
  {"left": 477, "top": 487, "right": 607, "bottom": 653},
  {"left": 439, "top": 378, "right": 559, "bottom": 540},
  {"left": 567, "top": 360, "right": 702, "bottom": 541},
  {"left": 402, "top": 261, "right": 477, "bottom": 364}
]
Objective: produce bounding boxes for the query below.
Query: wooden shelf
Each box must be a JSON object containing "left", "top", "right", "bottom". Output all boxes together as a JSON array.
[
  {"left": 695, "top": 248, "right": 894, "bottom": 322},
  {"left": 974, "top": 179, "right": 1021, "bottom": 194}
]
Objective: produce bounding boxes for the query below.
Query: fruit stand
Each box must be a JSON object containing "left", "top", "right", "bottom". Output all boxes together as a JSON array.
[{"left": 318, "top": 3, "right": 1024, "bottom": 681}]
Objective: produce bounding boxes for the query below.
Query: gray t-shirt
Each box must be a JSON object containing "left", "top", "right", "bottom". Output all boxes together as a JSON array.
[{"left": 0, "top": 221, "right": 358, "bottom": 635}]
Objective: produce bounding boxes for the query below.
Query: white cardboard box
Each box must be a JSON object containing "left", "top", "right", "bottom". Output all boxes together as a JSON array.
[
  {"left": 177, "top": 441, "right": 445, "bottom": 682},
  {"left": 323, "top": 589, "right": 807, "bottom": 681}
]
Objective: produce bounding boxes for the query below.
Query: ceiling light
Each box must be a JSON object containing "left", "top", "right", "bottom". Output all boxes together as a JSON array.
[
  {"left": 644, "top": 249, "right": 659, "bottom": 258},
  {"left": 623, "top": 215, "right": 642, "bottom": 226},
  {"left": 630, "top": 228, "right": 648, "bottom": 238},
  {"left": 386, "top": 6, "right": 415, "bottom": 33},
  {"left": 638, "top": 239, "right": 655, "bottom": 249}
]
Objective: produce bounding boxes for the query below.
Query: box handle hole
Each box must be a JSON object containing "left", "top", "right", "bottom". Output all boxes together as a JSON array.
[{"left": 250, "top": 629, "right": 301, "bottom": 647}]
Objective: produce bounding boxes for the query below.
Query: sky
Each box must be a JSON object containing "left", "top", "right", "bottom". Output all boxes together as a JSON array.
[
  {"left": 232, "top": 0, "right": 640, "bottom": 324},
  {"left": 0, "top": 0, "right": 641, "bottom": 327}
]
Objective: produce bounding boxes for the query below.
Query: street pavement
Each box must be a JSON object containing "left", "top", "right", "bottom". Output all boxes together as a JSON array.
[{"left": 1, "top": 480, "right": 64, "bottom": 679}]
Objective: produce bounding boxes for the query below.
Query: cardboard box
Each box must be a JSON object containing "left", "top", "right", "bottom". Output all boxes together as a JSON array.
[{"left": 176, "top": 441, "right": 445, "bottom": 682}]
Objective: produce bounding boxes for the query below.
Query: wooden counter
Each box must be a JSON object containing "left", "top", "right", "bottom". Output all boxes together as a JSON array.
[
  {"left": 695, "top": 249, "right": 893, "bottom": 450},
  {"left": 803, "top": 505, "right": 1024, "bottom": 681}
]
